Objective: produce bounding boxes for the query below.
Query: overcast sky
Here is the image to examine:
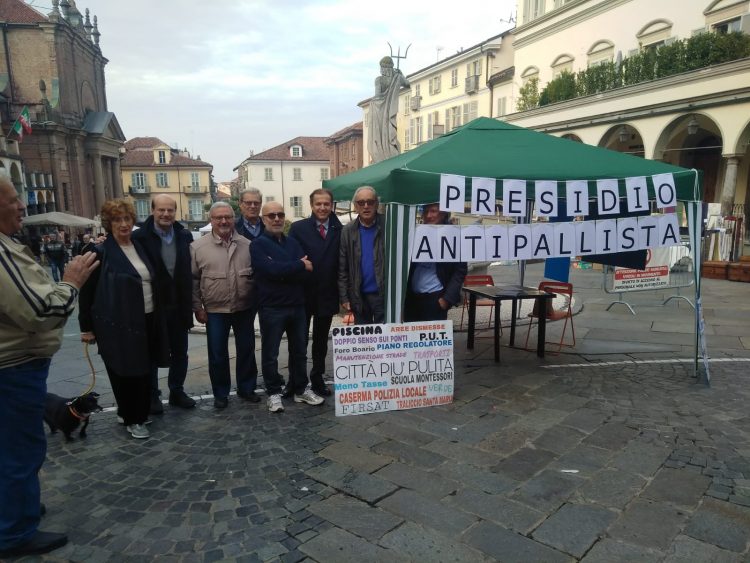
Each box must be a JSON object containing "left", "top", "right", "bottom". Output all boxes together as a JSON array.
[{"left": 32, "top": 0, "right": 515, "bottom": 181}]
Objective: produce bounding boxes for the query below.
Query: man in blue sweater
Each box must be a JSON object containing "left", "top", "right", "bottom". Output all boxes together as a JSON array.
[{"left": 251, "top": 201, "right": 324, "bottom": 413}]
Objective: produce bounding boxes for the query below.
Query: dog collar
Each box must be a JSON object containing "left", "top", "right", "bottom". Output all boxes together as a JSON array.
[{"left": 67, "top": 404, "right": 89, "bottom": 421}]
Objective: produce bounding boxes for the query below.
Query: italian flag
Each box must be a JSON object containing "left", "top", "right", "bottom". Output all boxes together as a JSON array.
[{"left": 11, "top": 106, "right": 32, "bottom": 140}]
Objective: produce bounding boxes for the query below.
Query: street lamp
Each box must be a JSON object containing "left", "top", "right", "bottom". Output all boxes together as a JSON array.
[{"left": 687, "top": 115, "right": 700, "bottom": 136}]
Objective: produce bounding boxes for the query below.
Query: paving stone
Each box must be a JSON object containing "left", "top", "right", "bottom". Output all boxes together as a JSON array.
[
  {"left": 476, "top": 425, "right": 540, "bottom": 456},
  {"left": 299, "top": 526, "right": 409, "bottom": 563},
  {"left": 372, "top": 439, "right": 447, "bottom": 469},
  {"left": 379, "top": 522, "right": 491, "bottom": 562},
  {"left": 532, "top": 503, "right": 618, "bottom": 557},
  {"left": 377, "top": 489, "right": 478, "bottom": 536},
  {"left": 305, "top": 461, "right": 398, "bottom": 503},
  {"left": 577, "top": 468, "right": 646, "bottom": 509},
  {"left": 662, "top": 534, "right": 743, "bottom": 563},
  {"left": 608, "top": 499, "right": 687, "bottom": 550},
  {"left": 580, "top": 539, "right": 663, "bottom": 562},
  {"left": 443, "top": 487, "right": 544, "bottom": 534},
  {"left": 684, "top": 497, "right": 750, "bottom": 552},
  {"left": 642, "top": 467, "right": 710, "bottom": 508},
  {"left": 583, "top": 422, "right": 640, "bottom": 451},
  {"left": 549, "top": 444, "right": 612, "bottom": 476},
  {"left": 462, "top": 520, "right": 572, "bottom": 563},
  {"left": 512, "top": 469, "right": 583, "bottom": 512},
  {"left": 494, "top": 446, "right": 558, "bottom": 481},
  {"left": 368, "top": 421, "right": 439, "bottom": 446},
  {"left": 318, "top": 442, "right": 392, "bottom": 473},
  {"left": 559, "top": 408, "right": 609, "bottom": 434},
  {"left": 373, "top": 462, "right": 459, "bottom": 498},
  {"left": 450, "top": 413, "right": 517, "bottom": 444},
  {"left": 532, "top": 425, "right": 587, "bottom": 455},
  {"left": 423, "top": 439, "right": 502, "bottom": 467},
  {"left": 435, "top": 462, "right": 517, "bottom": 495},
  {"left": 611, "top": 441, "right": 672, "bottom": 477},
  {"left": 306, "top": 494, "right": 402, "bottom": 541}
]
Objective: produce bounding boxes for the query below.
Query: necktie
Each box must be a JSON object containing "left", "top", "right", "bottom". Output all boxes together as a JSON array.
[{"left": 319, "top": 224, "right": 326, "bottom": 239}]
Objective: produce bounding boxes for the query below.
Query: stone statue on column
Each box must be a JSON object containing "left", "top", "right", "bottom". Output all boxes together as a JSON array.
[{"left": 369, "top": 56, "right": 409, "bottom": 164}]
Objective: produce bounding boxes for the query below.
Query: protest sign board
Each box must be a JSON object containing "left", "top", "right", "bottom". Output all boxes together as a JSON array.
[{"left": 331, "top": 321, "right": 454, "bottom": 417}]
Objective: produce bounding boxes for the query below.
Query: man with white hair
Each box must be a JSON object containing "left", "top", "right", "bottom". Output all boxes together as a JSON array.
[
  {"left": 191, "top": 202, "right": 257, "bottom": 409},
  {"left": 338, "top": 186, "right": 385, "bottom": 324}
]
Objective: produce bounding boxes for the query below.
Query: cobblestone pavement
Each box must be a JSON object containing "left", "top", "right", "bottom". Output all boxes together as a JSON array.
[{"left": 19, "top": 268, "right": 750, "bottom": 562}]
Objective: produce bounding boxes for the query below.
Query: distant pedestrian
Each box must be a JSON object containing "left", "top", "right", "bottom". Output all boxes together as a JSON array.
[
  {"left": 0, "top": 176, "right": 99, "bottom": 558},
  {"left": 339, "top": 186, "right": 385, "bottom": 324},
  {"left": 252, "top": 201, "right": 324, "bottom": 413},
  {"left": 132, "top": 194, "right": 196, "bottom": 413},
  {"left": 191, "top": 202, "right": 257, "bottom": 409},
  {"left": 43, "top": 232, "right": 67, "bottom": 282},
  {"left": 404, "top": 203, "right": 467, "bottom": 322},
  {"left": 288, "top": 189, "right": 342, "bottom": 396},
  {"left": 79, "top": 199, "right": 170, "bottom": 440},
  {"left": 80, "top": 233, "right": 95, "bottom": 254}
]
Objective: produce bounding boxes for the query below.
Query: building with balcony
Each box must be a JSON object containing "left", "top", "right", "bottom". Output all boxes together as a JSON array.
[
  {"left": 359, "top": 31, "right": 515, "bottom": 164},
  {"left": 325, "top": 122, "right": 363, "bottom": 178},
  {"left": 235, "top": 137, "right": 330, "bottom": 219},
  {"left": 120, "top": 137, "right": 213, "bottom": 229},
  {"left": 506, "top": 0, "right": 750, "bottom": 248},
  {"left": 0, "top": 0, "right": 125, "bottom": 218}
]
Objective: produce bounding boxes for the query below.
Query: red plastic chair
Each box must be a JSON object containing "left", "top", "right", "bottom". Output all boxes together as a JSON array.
[
  {"left": 459, "top": 274, "right": 498, "bottom": 332},
  {"left": 524, "top": 281, "right": 575, "bottom": 353}
]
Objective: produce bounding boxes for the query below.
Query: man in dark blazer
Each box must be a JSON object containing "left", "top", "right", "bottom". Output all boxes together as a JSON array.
[
  {"left": 132, "top": 195, "right": 196, "bottom": 412},
  {"left": 404, "top": 203, "right": 467, "bottom": 322},
  {"left": 288, "top": 189, "right": 342, "bottom": 396}
]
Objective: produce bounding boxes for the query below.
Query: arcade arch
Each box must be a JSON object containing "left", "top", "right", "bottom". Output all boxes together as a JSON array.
[
  {"left": 654, "top": 114, "right": 723, "bottom": 204},
  {"left": 599, "top": 124, "right": 645, "bottom": 157}
]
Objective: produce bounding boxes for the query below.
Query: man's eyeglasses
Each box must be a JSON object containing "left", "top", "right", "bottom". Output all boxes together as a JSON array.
[
  {"left": 264, "top": 212, "right": 285, "bottom": 220},
  {"left": 241, "top": 200, "right": 261, "bottom": 207},
  {"left": 211, "top": 215, "right": 234, "bottom": 222},
  {"left": 355, "top": 199, "right": 377, "bottom": 207}
]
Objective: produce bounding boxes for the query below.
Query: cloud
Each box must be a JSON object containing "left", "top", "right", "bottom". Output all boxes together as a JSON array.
[{"left": 81, "top": 0, "right": 515, "bottom": 180}]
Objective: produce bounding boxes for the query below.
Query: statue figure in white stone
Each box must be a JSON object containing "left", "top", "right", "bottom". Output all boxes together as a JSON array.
[{"left": 369, "top": 56, "right": 409, "bottom": 163}]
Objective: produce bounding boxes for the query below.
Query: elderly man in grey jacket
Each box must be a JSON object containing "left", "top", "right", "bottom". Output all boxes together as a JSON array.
[
  {"left": 191, "top": 202, "right": 258, "bottom": 409},
  {"left": 338, "top": 186, "right": 385, "bottom": 324}
]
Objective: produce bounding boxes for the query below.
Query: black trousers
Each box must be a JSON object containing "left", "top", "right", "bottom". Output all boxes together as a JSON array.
[
  {"left": 306, "top": 313, "right": 333, "bottom": 389},
  {"left": 107, "top": 369, "right": 150, "bottom": 426},
  {"left": 354, "top": 293, "right": 384, "bottom": 325},
  {"left": 107, "top": 312, "right": 155, "bottom": 425},
  {"left": 403, "top": 290, "right": 448, "bottom": 322}
]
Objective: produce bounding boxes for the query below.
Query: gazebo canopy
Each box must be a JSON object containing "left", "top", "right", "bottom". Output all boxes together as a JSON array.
[{"left": 324, "top": 117, "right": 701, "bottom": 204}]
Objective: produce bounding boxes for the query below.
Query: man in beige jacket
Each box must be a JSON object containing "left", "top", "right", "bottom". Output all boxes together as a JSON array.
[{"left": 191, "top": 202, "right": 257, "bottom": 409}]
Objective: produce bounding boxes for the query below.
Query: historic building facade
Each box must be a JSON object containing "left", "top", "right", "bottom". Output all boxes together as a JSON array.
[
  {"left": 506, "top": 0, "right": 750, "bottom": 243},
  {"left": 120, "top": 137, "right": 213, "bottom": 229},
  {"left": 325, "top": 122, "right": 363, "bottom": 179},
  {"left": 234, "top": 137, "right": 330, "bottom": 219},
  {"left": 0, "top": 0, "right": 124, "bottom": 217},
  {"left": 358, "top": 0, "right": 749, "bottom": 248}
]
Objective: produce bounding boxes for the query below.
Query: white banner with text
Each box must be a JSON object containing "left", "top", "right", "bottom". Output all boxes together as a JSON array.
[
  {"left": 412, "top": 214, "right": 680, "bottom": 262},
  {"left": 331, "top": 322, "right": 455, "bottom": 417}
]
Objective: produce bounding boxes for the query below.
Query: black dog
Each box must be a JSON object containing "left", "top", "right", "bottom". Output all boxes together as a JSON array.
[{"left": 44, "top": 392, "right": 102, "bottom": 441}]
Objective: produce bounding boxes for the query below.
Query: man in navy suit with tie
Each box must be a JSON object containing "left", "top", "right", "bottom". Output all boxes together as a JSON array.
[{"left": 288, "top": 189, "right": 342, "bottom": 396}]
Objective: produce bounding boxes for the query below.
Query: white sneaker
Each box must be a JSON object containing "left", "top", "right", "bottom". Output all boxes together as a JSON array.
[
  {"left": 294, "top": 388, "right": 324, "bottom": 406},
  {"left": 118, "top": 416, "right": 152, "bottom": 425},
  {"left": 267, "top": 394, "right": 284, "bottom": 413},
  {"left": 126, "top": 424, "right": 150, "bottom": 439}
]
